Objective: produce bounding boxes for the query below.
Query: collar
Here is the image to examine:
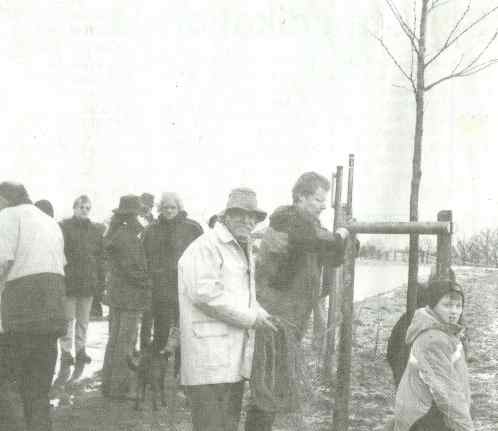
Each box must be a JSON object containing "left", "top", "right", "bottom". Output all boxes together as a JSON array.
[{"left": 214, "top": 221, "right": 237, "bottom": 244}]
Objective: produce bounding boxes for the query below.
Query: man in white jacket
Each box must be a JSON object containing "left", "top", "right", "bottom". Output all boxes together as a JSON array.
[{"left": 178, "top": 188, "right": 276, "bottom": 431}]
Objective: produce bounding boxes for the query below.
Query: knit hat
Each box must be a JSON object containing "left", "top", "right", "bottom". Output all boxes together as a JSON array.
[{"left": 426, "top": 279, "right": 464, "bottom": 308}]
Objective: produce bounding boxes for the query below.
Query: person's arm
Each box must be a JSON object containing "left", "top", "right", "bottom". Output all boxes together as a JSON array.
[
  {"left": 0, "top": 211, "right": 17, "bottom": 279},
  {"left": 180, "top": 242, "right": 259, "bottom": 329},
  {"left": 96, "top": 229, "right": 106, "bottom": 293},
  {"left": 413, "top": 332, "right": 474, "bottom": 431}
]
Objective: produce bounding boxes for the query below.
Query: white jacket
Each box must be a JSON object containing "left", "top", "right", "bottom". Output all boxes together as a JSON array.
[{"left": 178, "top": 222, "right": 259, "bottom": 386}]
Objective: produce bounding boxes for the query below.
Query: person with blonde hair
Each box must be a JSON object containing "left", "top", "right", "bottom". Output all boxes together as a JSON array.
[{"left": 143, "top": 192, "right": 202, "bottom": 366}]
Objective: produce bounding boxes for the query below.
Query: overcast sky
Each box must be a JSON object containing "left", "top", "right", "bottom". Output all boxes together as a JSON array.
[{"left": 2, "top": 1, "right": 498, "bottom": 244}]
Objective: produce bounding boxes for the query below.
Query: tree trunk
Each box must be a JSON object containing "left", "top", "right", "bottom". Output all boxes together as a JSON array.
[{"left": 407, "top": 0, "right": 429, "bottom": 319}]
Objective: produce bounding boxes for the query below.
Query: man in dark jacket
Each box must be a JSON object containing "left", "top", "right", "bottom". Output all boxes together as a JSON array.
[
  {"left": 245, "top": 172, "right": 349, "bottom": 431},
  {"left": 143, "top": 192, "right": 202, "bottom": 360},
  {"left": 57, "top": 195, "right": 105, "bottom": 383}
]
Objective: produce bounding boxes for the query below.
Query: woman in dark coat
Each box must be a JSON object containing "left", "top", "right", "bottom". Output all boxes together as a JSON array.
[
  {"left": 101, "top": 195, "right": 150, "bottom": 399},
  {"left": 143, "top": 192, "right": 202, "bottom": 360}
]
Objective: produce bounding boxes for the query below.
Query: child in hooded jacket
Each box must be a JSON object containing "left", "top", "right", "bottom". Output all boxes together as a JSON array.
[{"left": 393, "top": 279, "right": 473, "bottom": 431}]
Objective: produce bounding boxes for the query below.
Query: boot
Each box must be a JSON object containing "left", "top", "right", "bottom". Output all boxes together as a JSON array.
[
  {"left": 69, "top": 349, "right": 91, "bottom": 383},
  {"left": 52, "top": 351, "right": 73, "bottom": 388}
]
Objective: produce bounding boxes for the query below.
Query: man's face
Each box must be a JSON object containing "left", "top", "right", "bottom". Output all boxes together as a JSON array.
[
  {"left": 433, "top": 293, "right": 463, "bottom": 325},
  {"left": 74, "top": 200, "right": 91, "bottom": 219},
  {"left": 223, "top": 209, "right": 258, "bottom": 243},
  {"left": 159, "top": 197, "right": 179, "bottom": 220},
  {"left": 296, "top": 187, "right": 327, "bottom": 218}
]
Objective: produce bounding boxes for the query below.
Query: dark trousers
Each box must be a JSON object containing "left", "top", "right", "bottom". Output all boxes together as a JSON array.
[
  {"left": 245, "top": 405, "right": 277, "bottom": 431},
  {"left": 186, "top": 381, "right": 244, "bottom": 431},
  {"left": 409, "top": 404, "right": 452, "bottom": 431},
  {"left": 139, "top": 308, "right": 153, "bottom": 350},
  {"left": 152, "top": 300, "right": 180, "bottom": 375},
  {"left": 7, "top": 333, "right": 58, "bottom": 431}
]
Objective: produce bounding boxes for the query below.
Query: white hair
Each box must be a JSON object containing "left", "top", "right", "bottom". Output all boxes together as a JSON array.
[{"left": 158, "top": 192, "right": 184, "bottom": 211}]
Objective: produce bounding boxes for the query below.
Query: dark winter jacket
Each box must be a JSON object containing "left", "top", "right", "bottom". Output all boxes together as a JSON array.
[
  {"left": 60, "top": 217, "right": 105, "bottom": 297},
  {"left": 105, "top": 219, "right": 150, "bottom": 311},
  {"left": 143, "top": 212, "right": 202, "bottom": 305},
  {"left": 250, "top": 205, "right": 346, "bottom": 413}
]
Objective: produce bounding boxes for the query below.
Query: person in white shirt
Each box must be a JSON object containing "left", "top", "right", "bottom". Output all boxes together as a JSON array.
[{"left": 0, "top": 182, "right": 66, "bottom": 431}]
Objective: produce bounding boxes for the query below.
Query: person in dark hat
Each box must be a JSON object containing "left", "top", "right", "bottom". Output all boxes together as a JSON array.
[
  {"left": 245, "top": 172, "right": 349, "bottom": 431},
  {"left": 393, "top": 278, "right": 473, "bottom": 431},
  {"left": 34, "top": 200, "right": 54, "bottom": 218},
  {"left": 101, "top": 195, "right": 151, "bottom": 399},
  {"left": 178, "top": 187, "right": 276, "bottom": 431},
  {"left": 0, "top": 181, "right": 66, "bottom": 431},
  {"left": 55, "top": 195, "right": 105, "bottom": 385}
]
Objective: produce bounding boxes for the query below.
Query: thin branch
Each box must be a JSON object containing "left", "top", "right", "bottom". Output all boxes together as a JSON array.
[
  {"left": 460, "top": 30, "right": 498, "bottom": 72},
  {"left": 371, "top": 31, "right": 417, "bottom": 93},
  {"left": 426, "top": 3, "right": 498, "bottom": 67},
  {"left": 425, "top": 57, "right": 498, "bottom": 91},
  {"left": 428, "top": 0, "right": 454, "bottom": 14},
  {"left": 461, "top": 58, "right": 498, "bottom": 75},
  {"left": 450, "top": 53, "right": 466, "bottom": 74},
  {"left": 385, "top": 0, "right": 420, "bottom": 54},
  {"left": 393, "top": 83, "right": 414, "bottom": 92},
  {"left": 410, "top": 0, "right": 417, "bottom": 81}
]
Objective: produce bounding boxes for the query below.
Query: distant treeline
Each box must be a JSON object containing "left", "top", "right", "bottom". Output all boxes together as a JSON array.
[
  {"left": 453, "top": 228, "right": 498, "bottom": 267},
  {"left": 358, "top": 228, "right": 498, "bottom": 268}
]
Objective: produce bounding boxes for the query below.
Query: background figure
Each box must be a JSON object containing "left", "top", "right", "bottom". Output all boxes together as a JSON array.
[
  {"left": 143, "top": 192, "right": 202, "bottom": 372},
  {"left": 138, "top": 192, "right": 155, "bottom": 350},
  {"left": 34, "top": 199, "right": 54, "bottom": 218},
  {"left": 56, "top": 195, "right": 105, "bottom": 385},
  {"left": 0, "top": 182, "right": 66, "bottom": 431},
  {"left": 101, "top": 195, "right": 150, "bottom": 399}
]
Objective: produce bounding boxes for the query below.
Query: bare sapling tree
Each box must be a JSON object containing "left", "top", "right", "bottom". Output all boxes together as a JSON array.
[{"left": 373, "top": 0, "right": 498, "bottom": 317}]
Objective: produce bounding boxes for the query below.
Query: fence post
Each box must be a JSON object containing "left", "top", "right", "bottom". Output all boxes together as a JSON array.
[
  {"left": 436, "top": 210, "right": 453, "bottom": 278},
  {"left": 321, "top": 167, "right": 344, "bottom": 382},
  {"left": 333, "top": 233, "right": 356, "bottom": 431}
]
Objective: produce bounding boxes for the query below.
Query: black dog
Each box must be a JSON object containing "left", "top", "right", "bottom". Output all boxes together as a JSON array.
[{"left": 127, "top": 344, "right": 168, "bottom": 411}]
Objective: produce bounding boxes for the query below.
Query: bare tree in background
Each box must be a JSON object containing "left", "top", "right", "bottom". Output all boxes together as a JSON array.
[{"left": 374, "top": 0, "right": 498, "bottom": 317}]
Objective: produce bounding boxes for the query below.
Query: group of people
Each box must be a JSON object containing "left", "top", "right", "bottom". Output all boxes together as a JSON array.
[{"left": 0, "top": 172, "right": 475, "bottom": 431}]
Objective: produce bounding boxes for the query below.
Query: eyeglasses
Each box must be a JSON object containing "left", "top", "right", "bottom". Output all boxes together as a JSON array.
[{"left": 79, "top": 206, "right": 91, "bottom": 210}]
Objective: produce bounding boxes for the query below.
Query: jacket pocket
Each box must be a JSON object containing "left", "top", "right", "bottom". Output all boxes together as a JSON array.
[{"left": 192, "top": 320, "right": 229, "bottom": 338}]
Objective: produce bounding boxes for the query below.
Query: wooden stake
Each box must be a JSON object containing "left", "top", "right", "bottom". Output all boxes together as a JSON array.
[
  {"left": 321, "top": 167, "right": 343, "bottom": 383},
  {"left": 333, "top": 234, "right": 356, "bottom": 431}
]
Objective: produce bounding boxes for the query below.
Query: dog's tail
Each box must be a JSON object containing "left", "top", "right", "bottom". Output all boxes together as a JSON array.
[{"left": 126, "top": 354, "right": 139, "bottom": 372}]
